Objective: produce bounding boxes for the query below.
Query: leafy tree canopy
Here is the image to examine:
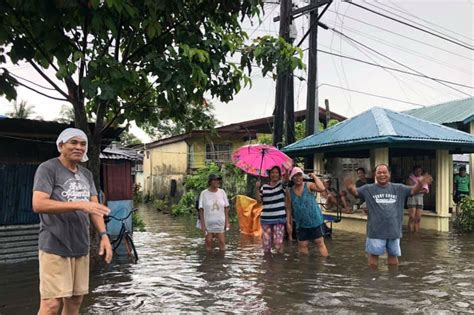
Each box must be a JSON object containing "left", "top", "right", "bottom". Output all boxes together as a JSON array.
[
  {"left": 119, "top": 130, "right": 142, "bottom": 146},
  {"left": 142, "top": 99, "right": 220, "bottom": 139},
  {"left": 0, "top": 0, "right": 304, "bottom": 187}
]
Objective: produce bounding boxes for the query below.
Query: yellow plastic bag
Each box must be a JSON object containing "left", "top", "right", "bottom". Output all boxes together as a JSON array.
[{"left": 235, "top": 195, "right": 262, "bottom": 237}]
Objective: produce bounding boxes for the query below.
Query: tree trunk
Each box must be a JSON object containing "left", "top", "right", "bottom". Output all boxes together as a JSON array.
[{"left": 67, "top": 81, "right": 104, "bottom": 267}]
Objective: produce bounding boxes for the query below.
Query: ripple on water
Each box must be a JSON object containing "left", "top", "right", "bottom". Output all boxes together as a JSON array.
[
  {"left": 454, "top": 301, "right": 470, "bottom": 308},
  {"left": 422, "top": 275, "right": 444, "bottom": 284},
  {"left": 419, "top": 289, "right": 449, "bottom": 298},
  {"left": 4, "top": 205, "right": 474, "bottom": 313}
]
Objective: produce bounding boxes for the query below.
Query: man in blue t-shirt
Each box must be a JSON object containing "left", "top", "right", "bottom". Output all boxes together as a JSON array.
[{"left": 345, "top": 164, "right": 432, "bottom": 269}]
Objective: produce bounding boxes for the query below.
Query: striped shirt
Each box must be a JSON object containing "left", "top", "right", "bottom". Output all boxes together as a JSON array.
[{"left": 260, "top": 181, "right": 287, "bottom": 225}]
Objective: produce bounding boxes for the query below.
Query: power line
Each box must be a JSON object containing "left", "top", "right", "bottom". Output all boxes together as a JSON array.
[
  {"left": 326, "top": 8, "right": 469, "bottom": 106},
  {"left": 325, "top": 9, "right": 474, "bottom": 62},
  {"left": 330, "top": 20, "right": 474, "bottom": 76},
  {"left": 313, "top": 49, "right": 473, "bottom": 89},
  {"left": 318, "top": 83, "right": 426, "bottom": 107},
  {"left": 344, "top": 0, "right": 474, "bottom": 51},
  {"left": 8, "top": 71, "right": 58, "bottom": 91},
  {"left": 384, "top": 0, "right": 473, "bottom": 43},
  {"left": 327, "top": 12, "right": 465, "bottom": 103},
  {"left": 334, "top": 32, "right": 444, "bottom": 104},
  {"left": 248, "top": 4, "right": 278, "bottom": 38},
  {"left": 324, "top": 24, "right": 472, "bottom": 97},
  {"left": 365, "top": 1, "right": 474, "bottom": 48}
]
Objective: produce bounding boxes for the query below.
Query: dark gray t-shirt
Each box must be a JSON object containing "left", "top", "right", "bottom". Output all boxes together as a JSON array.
[
  {"left": 33, "top": 158, "right": 97, "bottom": 257},
  {"left": 357, "top": 183, "right": 412, "bottom": 239}
]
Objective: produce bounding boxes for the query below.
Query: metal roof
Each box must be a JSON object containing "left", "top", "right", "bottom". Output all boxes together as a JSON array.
[
  {"left": 100, "top": 147, "right": 141, "bottom": 160},
  {"left": 404, "top": 97, "right": 474, "bottom": 125},
  {"left": 283, "top": 107, "right": 474, "bottom": 155}
]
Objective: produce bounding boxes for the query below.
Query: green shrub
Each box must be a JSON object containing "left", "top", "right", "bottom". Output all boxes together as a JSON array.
[
  {"left": 454, "top": 196, "right": 474, "bottom": 232},
  {"left": 171, "top": 162, "right": 247, "bottom": 217},
  {"left": 171, "top": 191, "right": 196, "bottom": 216},
  {"left": 133, "top": 183, "right": 143, "bottom": 204},
  {"left": 154, "top": 199, "right": 168, "bottom": 211},
  {"left": 132, "top": 211, "right": 146, "bottom": 232}
]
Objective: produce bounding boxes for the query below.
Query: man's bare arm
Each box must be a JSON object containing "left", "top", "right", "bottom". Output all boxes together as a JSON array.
[
  {"left": 344, "top": 178, "right": 359, "bottom": 198},
  {"left": 33, "top": 191, "right": 110, "bottom": 216}
]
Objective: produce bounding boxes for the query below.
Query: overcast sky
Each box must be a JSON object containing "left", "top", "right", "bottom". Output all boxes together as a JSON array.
[{"left": 0, "top": 0, "right": 472, "bottom": 142}]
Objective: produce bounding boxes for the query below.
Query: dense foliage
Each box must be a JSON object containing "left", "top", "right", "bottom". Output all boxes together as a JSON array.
[
  {"left": 454, "top": 196, "right": 474, "bottom": 233},
  {"left": 0, "top": 0, "right": 304, "bottom": 188},
  {"left": 171, "top": 162, "right": 246, "bottom": 216}
]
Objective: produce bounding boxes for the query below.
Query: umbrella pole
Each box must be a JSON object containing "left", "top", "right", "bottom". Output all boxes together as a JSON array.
[{"left": 258, "top": 149, "right": 265, "bottom": 180}]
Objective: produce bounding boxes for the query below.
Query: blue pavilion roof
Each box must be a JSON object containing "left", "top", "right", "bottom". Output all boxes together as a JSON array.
[{"left": 283, "top": 107, "right": 474, "bottom": 155}]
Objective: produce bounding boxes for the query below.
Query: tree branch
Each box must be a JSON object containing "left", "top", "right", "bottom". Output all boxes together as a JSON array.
[
  {"left": 78, "top": 13, "right": 90, "bottom": 101},
  {"left": 3, "top": 2, "right": 60, "bottom": 73},
  {"left": 94, "top": 99, "right": 108, "bottom": 141},
  {"left": 97, "top": 35, "right": 114, "bottom": 60},
  {"left": 114, "top": 17, "right": 122, "bottom": 62},
  {"left": 28, "top": 61, "right": 70, "bottom": 100},
  {"left": 122, "top": 19, "right": 186, "bottom": 64}
]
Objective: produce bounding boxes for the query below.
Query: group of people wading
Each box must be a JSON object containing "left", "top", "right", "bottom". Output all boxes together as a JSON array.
[
  {"left": 198, "top": 164, "right": 433, "bottom": 270},
  {"left": 33, "top": 127, "right": 438, "bottom": 315}
]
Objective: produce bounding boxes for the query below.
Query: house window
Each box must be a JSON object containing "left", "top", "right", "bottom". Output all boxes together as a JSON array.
[{"left": 205, "top": 143, "right": 232, "bottom": 163}]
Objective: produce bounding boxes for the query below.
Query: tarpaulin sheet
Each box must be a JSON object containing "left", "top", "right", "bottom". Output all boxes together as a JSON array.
[{"left": 235, "top": 195, "right": 262, "bottom": 237}]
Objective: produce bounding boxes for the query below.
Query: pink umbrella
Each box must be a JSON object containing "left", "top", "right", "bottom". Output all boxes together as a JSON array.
[{"left": 232, "top": 144, "right": 293, "bottom": 177}]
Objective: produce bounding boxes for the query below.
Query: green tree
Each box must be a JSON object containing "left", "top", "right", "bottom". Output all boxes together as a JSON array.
[
  {"left": 56, "top": 104, "right": 76, "bottom": 124},
  {"left": 7, "top": 99, "right": 35, "bottom": 118},
  {"left": 0, "top": 0, "right": 303, "bottom": 188},
  {"left": 295, "top": 118, "right": 340, "bottom": 141},
  {"left": 142, "top": 100, "right": 220, "bottom": 139},
  {"left": 119, "top": 130, "right": 142, "bottom": 146}
]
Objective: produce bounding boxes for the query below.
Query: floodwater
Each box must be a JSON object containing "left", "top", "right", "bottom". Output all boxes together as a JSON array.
[{"left": 1, "top": 204, "right": 474, "bottom": 314}]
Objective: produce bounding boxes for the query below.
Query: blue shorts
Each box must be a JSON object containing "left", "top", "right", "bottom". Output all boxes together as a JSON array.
[{"left": 365, "top": 238, "right": 401, "bottom": 257}]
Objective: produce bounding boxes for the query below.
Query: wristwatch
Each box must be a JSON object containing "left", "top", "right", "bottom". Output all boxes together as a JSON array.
[{"left": 98, "top": 231, "right": 108, "bottom": 238}]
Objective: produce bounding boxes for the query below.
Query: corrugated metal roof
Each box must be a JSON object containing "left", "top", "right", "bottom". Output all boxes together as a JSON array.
[
  {"left": 404, "top": 97, "right": 474, "bottom": 125},
  {"left": 100, "top": 147, "right": 141, "bottom": 160},
  {"left": 283, "top": 107, "right": 474, "bottom": 155}
]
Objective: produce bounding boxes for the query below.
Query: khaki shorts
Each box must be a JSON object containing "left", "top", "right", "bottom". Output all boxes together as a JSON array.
[{"left": 39, "top": 250, "right": 90, "bottom": 299}]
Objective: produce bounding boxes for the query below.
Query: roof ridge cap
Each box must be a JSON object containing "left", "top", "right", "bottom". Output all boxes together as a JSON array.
[{"left": 371, "top": 107, "right": 396, "bottom": 136}]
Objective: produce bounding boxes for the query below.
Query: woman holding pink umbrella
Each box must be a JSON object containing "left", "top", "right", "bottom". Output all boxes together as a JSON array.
[
  {"left": 255, "top": 165, "right": 292, "bottom": 254},
  {"left": 232, "top": 144, "right": 294, "bottom": 253}
]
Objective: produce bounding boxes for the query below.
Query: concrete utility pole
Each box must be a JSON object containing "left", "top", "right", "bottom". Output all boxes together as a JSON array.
[
  {"left": 304, "top": 0, "right": 319, "bottom": 170},
  {"left": 285, "top": 19, "right": 298, "bottom": 145},
  {"left": 273, "top": 0, "right": 332, "bottom": 153},
  {"left": 272, "top": 0, "right": 292, "bottom": 148},
  {"left": 325, "top": 98, "right": 331, "bottom": 128}
]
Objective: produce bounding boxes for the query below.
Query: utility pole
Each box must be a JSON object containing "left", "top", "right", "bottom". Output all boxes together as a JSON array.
[
  {"left": 273, "top": 0, "right": 332, "bottom": 152},
  {"left": 325, "top": 98, "right": 331, "bottom": 128},
  {"left": 285, "top": 19, "right": 298, "bottom": 145},
  {"left": 304, "top": 0, "right": 319, "bottom": 170},
  {"left": 273, "top": 0, "right": 292, "bottom": 148}
]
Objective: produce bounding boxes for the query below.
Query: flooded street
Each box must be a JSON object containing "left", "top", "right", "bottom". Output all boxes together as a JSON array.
[{"left": 1, "top": 204, "right": 474, "bottom": 314}]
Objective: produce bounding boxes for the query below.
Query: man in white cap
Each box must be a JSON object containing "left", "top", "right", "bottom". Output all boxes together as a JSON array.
[{"left": 32, "top": 128, "right": 112, "bottom": 315}]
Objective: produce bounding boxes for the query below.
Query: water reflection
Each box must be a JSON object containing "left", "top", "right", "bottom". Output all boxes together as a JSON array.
[{"left": 0, "top": 204, "right": 473, "bottom": 313}]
